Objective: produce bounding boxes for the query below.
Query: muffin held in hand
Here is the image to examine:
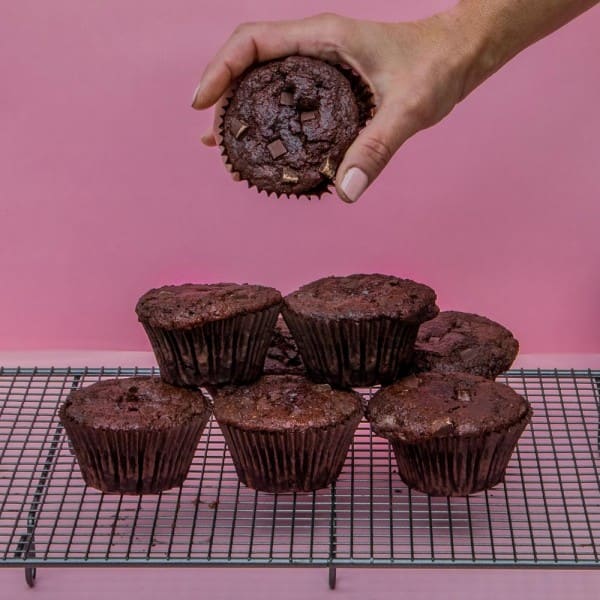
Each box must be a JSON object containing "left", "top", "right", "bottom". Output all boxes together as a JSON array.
[
  {"left": 136, "top": 283, "right": 282, "bottom": 387},
  {"left": 282, "top": 274, "right": 439, "bottom": 388},
  {"left": 263, "top": 315, "right": 305, "bottom": 376},
  {"left": 367, "top": 372, "right": 532, "bottom": 496},
  {"left": 59, "top": 377, "right": 211, "bottom": 494},
  {"left": 220, "top": 55, "right": 373, "bottom": 198},
  {"left": 214, "top": 375, "right": 363, "bottom": 493},
  {"left": 412, "top": 311, "right": 519, "bottom": 379}
]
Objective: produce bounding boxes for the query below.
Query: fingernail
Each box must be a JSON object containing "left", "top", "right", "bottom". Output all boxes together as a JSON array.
[
  {"left": 340, "top": 167, "right": 369, "bottom": 203},
  {"left": 191, "top": 82, "right": 204, "bottom": 108},
  {"left": 201, "top": 131, "right": 215, "bottom": 146}
]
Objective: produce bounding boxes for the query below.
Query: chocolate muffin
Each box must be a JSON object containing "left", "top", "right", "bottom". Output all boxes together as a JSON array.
[
  {"left": 59, "top": 377, "right": 211, "bottom": 494},
  {"left": 220, "top": 56, "right": 373, "bottom": 197},
  {"left": 136, "top": 283, "right": 282, "bottom": 387},
  {"left": 367, "top": 372, "right": 532, "bottom": 496},
  {"left": 282, "top": 274, "right": 439, "bottom": 388},
  {"left": 412, "top": 311, "right": 519, "bottom": 379},
  {"left": 263, "top": 316, "right": 304, "bottom": 376},
  {"left": 213, "top": 375, "right": 362, "bottom": 493}
]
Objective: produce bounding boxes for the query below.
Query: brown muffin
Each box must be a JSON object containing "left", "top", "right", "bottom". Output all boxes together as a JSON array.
[
  {"left": 263, "top": 316, "right": 304, "bottom": 376},
  {"left": 59, "top": 377, "right": 211, "bottom": 494},
  {"left": 220, "top": 56, "right": 373, "bottom": 197},
  {"left": 367, "top": 372, "right": 532, "bottom": 496},
  {"left": 412, "top": 311, "right": 519, "bottom": 379},
  {"left": 213, "top": 375, "right": 362, "bottom": 493},
  {"left": 282, "top": 274, "right": 439, "bottom": 388},
  {"left": 136, "top": 283, "right": 282, "bottom": 387}
]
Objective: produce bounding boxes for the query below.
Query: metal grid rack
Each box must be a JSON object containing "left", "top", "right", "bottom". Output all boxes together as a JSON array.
[{"left": 1, "top": 367, "right": 599, "bottom": 589}]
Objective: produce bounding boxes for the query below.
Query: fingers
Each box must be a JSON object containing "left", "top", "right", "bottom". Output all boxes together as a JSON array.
[
  {"left": 336, "top": 101, "right": 420, "bottom": 203},
  {"left": 192, "top": 14, "right": 351, "bottom": 110},
  {"left": 200, "top": 91, "right": 231, "bottom": 147},
  {"left": 201, "top": 131, "right": 217, "bottom": 146}
]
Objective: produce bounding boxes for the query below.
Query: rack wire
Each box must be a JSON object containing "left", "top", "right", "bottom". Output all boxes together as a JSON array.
[{"left": 1, "top": 367, "right": 599, "bottom": 589}]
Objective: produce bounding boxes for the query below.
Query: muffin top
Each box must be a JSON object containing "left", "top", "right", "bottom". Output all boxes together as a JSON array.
[
  {"left": 263, "top": 316, "right": 304, "bottom": 376},
  {"left": 214, "top": 375, "right": 362, "bottom": 431},
  {"left": 367, "top": 372, "right": 531, "bottom": 442},
  {"left": 136, "top": 283, "right": 282, "bottom": 329},
  {"left": 221, "top": 56, "right": 372, "bottom": 197},
  {"left": 413, "top": 311, "right": 519, "bottom": 378},
  {"left": 284, "top": 274, "right": 439, "bottom": 322},
  {"left": 59, "top": 376, "right": 210, "bottom": 431}
]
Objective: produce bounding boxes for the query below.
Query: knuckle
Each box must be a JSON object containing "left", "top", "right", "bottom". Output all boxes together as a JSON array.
[
  {"left": 314, "top": 12, "right": 347, "bottom": 41},
  {"left": 360, "top": 135, "right": 393, "bottom": 172},
  {"left": 232, "top": 22, "right": 257, "bottom": 37}
]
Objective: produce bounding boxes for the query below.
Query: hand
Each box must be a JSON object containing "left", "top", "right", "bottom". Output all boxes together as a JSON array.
[{"left": 191, "top": 12, "right": 477, "bottom": 203}]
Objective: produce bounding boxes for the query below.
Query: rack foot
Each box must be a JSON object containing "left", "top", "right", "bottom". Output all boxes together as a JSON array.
[
  {"left": 16, "top": 534, "right": 37, "bottom": 587},
  {"left": 25, "top": 566, "right": 37, "bottom": 588},
  {"left": 328, "top": 566, "right": 337, "bottom": 590}
]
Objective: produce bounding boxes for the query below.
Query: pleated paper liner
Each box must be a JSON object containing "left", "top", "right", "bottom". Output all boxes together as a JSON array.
[
  {"left": 217, "top": 412, "right": 362, "bottom": 493},
  {"left": 388, "top": 409, "right": 533, "bottom": 497},
  {"left": 60, "top": 412, "right": 211, "bottom": 495},
  {"left": 141, "top": 304, "right": 280, "bottom": 388},
  {"left": 281, "top": 307, "right": 420, "bottom": 389},
  {"left": 218, "top": 57, "right": 375, "bottom": 199}
]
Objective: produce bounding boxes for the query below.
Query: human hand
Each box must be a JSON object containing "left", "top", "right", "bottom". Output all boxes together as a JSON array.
[{"left": 192, "top": 12, "right": 479, "bottom": 203}]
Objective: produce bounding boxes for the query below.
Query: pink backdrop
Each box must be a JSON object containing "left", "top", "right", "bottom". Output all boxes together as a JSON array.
[{"left": 1, "top": 1, "right": 599, "bottom": 353}]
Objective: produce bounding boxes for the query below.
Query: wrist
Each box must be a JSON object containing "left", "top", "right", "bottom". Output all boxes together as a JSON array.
[{"left": 440, "top": 1, "right": 518, "bottom": 99}]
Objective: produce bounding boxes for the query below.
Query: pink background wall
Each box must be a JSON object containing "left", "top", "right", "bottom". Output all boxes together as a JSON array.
[{"left": 1, "top": 1, "right": 599, "bottom": 353}]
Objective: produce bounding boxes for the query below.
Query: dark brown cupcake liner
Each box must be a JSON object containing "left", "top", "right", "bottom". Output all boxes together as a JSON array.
[
  {"left": 281, "top": 308, "right": 420, "bottom": 388},
  {"left": 218, "top": 58, "right": 375, "bottom": 200},
  {"left": 217, "top": 413, "right": 361, "bottom": 493},
  {"left": 336, "top": 62, "right": 376, "bottom": 129},
  {"left": 141, "top": 305, "right": 280, "bottom": 387},
  {"left": 60, "top": 415, "right": 210, "bottom": 495},
  {"left": 388, "top": 410, "right": 532, "bottom": 496}
]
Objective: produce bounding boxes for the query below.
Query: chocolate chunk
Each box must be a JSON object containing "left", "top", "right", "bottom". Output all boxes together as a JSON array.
[
  {"left": 300, "top": 111, "right": 318, "bottom": 123},
  {"left": 229, "top": 118, "right": 249, "bottom": 139},
  {"left": 280, "top": 91, "right": 295, "bottom": 106},
  {"left": 267, "top": 139, "right": 287, "bottom": 159},
  {"left": 318, "top": 156, "right": 336, "bottom": 179},
  {"left": 282, "top": 167, "right": 299, "bottom": 184}
]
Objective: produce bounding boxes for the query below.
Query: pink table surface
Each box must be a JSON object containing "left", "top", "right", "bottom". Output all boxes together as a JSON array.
[{"left": 2, "top": 352, "right": 599, "bottom": 599}]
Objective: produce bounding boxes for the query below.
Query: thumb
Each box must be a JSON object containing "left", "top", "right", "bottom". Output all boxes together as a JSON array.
[{"left": 336, "top": 103, "right": 416, "bottom": 203}]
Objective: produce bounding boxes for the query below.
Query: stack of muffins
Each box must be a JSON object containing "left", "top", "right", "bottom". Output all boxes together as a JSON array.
[
  {"left": 60, "top": 273, "right": 531, "bottom": 498},
  {"left": 60, "top": 56, "right": 530, "bottom": 498}
]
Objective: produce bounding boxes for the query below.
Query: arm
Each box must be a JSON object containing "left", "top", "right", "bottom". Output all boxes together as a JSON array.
[
  {"left": 192, "top": 2, "right": 599, "bottom": 203},
  {"left": 454, "top": 0, "right": 600, "bottom": 97}
]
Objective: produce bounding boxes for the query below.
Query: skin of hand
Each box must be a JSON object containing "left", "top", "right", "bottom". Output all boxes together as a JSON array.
[{"left": 192, "top": 2, "right": 599, "bottom": 203}]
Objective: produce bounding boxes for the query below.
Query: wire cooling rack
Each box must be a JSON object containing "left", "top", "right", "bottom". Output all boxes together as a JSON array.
[{"left": 1, "top": 367, "right": 599, "bottom": 589}]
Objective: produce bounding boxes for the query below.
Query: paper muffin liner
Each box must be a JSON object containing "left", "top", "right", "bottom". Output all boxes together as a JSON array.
[
  {"left": 218, "top": 58, "right": 375, "bottom": 200},
  {"left": 217, "top": 412, "right": 361, "bottom": 493},
  {"left": 388, "top": 410, "right": 532, "bottom": 496},
  {"left": 60, "top": 412, "right": 210, "bottom": 494},
  {"left": 141, "top": 304, "right": 280, "bottom": 387},
  {"left": 281, "top": 308, "right": 420, "bottom": 388}
]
